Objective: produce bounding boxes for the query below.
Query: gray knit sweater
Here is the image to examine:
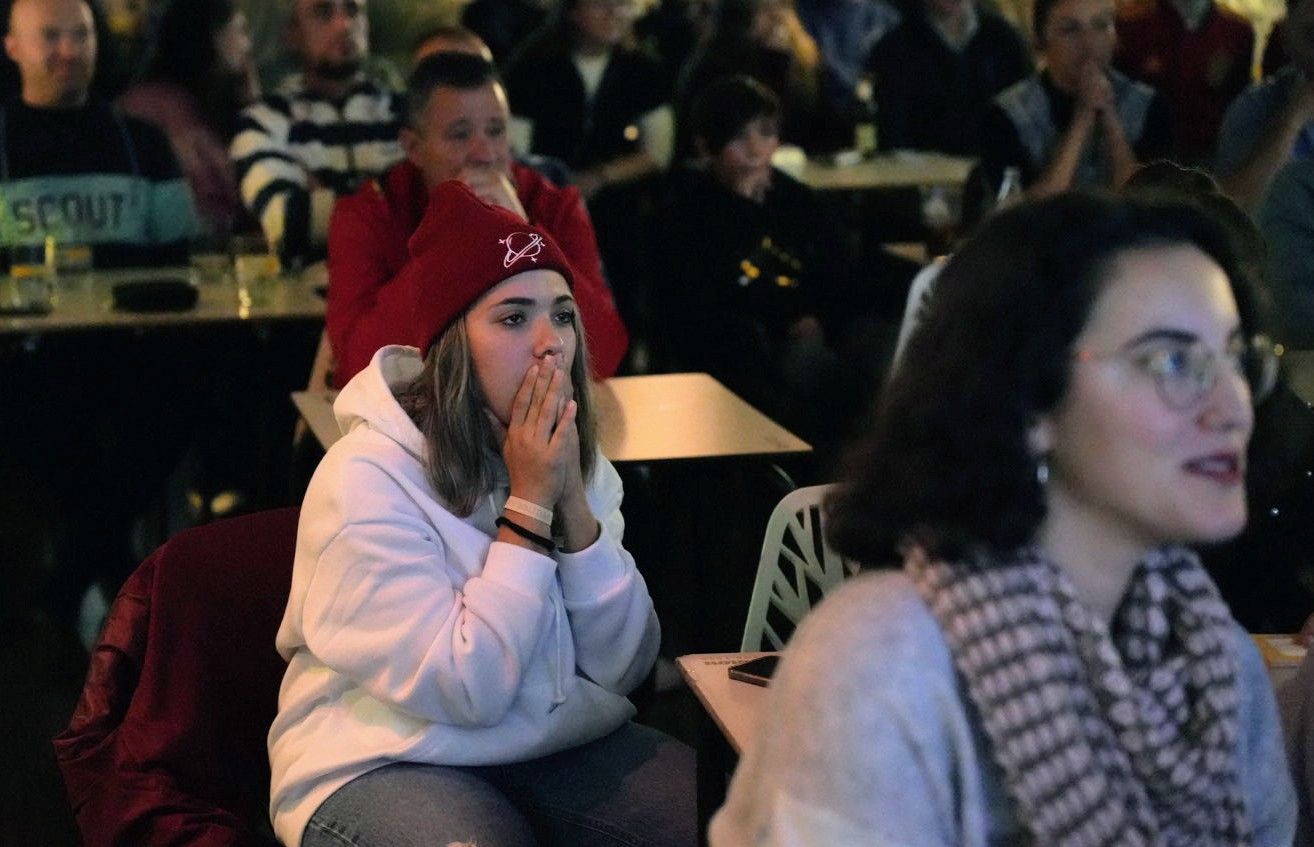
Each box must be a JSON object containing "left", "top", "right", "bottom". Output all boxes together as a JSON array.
[{"left": 710, "top": 571, "right": 1296, "bottom": 846}]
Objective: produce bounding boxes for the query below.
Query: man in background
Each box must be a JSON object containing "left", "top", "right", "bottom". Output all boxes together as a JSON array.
[
  {"left": 867, "top": 0, "right": 1031, "bottom": 155},
  {"left": 1, "top": 0, "right": 195, "bottom": 266},
  {"left": 230, "top": 0, "right": 402, "bottom": 265},
  {"left": 325, "top": 51, "right": 628, "bottom": 386},
  {"left": 1115, "top": 0, "right": 1253, "bottom": 164},
  {"left": 1, "top": 0, "right": 200, "bottom": 636}
]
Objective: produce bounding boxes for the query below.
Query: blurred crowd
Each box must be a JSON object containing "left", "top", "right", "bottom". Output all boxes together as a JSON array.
[
  {"left": 4, "top": 0, "right": 1313, "bottom": 424},
  {"left": 9, "top": 0, "right": 1314, "bottom": 630}
]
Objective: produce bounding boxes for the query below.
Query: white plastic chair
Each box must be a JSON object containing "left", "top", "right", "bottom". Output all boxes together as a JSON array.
[{"left": 740, "top": 484, "right": 855, "bottom": 651}]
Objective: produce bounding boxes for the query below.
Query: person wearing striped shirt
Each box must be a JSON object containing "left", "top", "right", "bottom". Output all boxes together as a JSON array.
[{"left": 229, "top": 0, "right": 402, "bottom": 265}]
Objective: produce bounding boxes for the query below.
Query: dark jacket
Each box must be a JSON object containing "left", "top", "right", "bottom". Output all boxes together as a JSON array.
[
  {"left": 867, "top": 9, "right": 1031, "bottom": 155},
  {"left": 505, "top": 42, "right": 669, "bottom": 170}
]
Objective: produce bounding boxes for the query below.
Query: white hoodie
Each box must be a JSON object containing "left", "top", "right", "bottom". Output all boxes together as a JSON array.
[{"left": 268, "top": 345, "right": 660, "bottom": 846}]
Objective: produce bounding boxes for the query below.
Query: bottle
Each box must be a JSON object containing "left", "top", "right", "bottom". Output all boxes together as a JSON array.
[
  {"left": 853, "top": 75, "right": 878, "bottom": 159},
  {"left": 40, "top": 205, "right": 93, "bottom": 291},
  {"left": 995, "top": 166, "right": 1024, "bottom": 209}
]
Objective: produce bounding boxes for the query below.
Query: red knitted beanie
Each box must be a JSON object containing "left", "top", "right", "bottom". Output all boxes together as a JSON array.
[{"left": 406, "top": 180, "right": 575, "bottom": 355}]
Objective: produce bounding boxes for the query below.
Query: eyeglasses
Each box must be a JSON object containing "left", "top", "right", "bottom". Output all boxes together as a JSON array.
[{"left": 1075, "top": 334, "right": 1281, "bottom": 410}]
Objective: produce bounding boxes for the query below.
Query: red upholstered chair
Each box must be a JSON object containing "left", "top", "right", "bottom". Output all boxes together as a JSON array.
[{"left": 53, "top": 507, "right": 300, "bottom": 847}]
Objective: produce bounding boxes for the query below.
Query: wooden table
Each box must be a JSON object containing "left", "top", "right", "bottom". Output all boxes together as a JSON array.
[
  {"left": 1254, "top": 634, "right": 1307, "bottom": 688},
  {"left": 788, "top": 151, "right": 976, "bottom": 193},
  {"left": 677, "top": 652, "right": 773, "bottom": 756},
  {"left": 0, "top": 266, "right": 324, "bottom": 336},
  {"left": 294, "top": 372, "right": 813, "bottom": 462},
  {"left": 592, "top": 373, "right": 810, "bottom": 462},
  {"left": 678, "top": 652, "right": 774, "bottom": 840},
  {"left": 1, "top": 265, "right": 326, "bottom": 515}
]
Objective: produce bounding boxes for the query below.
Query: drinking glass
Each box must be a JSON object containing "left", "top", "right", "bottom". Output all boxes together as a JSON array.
[
  {"left": 189, "top": 234, "right": 232, "bottom": 286},
  {"left": 4, "top": 242, "right": 52, "bottom": 312},
  {"left": 231, "top": 234, "right": 280, "bottom": 308}
]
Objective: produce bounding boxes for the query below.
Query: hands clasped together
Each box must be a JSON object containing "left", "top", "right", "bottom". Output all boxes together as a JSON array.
[
  {"left": 460, "top": 166, "right": 528, "bottom": 220},
  {"left": 1077, "top": 62, "right": 1116, "bottom": 117},
  {"left": 489, "top": 354, "right": 599, "bottom": 552}
]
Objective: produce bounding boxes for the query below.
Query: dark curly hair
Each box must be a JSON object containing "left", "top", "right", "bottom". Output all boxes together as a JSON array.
[{"left": 826, "top": 191, "right": 1264, "bottom": 565}]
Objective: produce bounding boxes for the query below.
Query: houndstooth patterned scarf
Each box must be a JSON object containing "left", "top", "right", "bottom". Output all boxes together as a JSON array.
[{"left": 905, "top": 545, "right": 1251, "bottom": 846}]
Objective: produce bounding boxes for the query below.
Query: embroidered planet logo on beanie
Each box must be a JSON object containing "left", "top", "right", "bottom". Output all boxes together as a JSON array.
[{"left": 405, "top": 180, "right": 576, "bottom": 356}]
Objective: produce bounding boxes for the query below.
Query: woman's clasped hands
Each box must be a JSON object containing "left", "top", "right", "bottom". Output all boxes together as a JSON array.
[{"left": 489, "top": 354, "right": 599, "bottom": 551}]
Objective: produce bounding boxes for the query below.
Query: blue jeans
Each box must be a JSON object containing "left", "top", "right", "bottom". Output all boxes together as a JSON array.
[{"left": 302, "top": 722, "right": 696, "bottom": 847}]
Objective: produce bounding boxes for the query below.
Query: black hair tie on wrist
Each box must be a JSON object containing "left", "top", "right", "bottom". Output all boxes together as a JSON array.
[{"left": 495, "top": 516, "right": 556, "bottom": 554}]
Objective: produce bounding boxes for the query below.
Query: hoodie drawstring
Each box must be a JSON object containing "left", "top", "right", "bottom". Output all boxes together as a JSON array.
[{"left": 549, "top": 591, "right": 568, "bottom": 710}]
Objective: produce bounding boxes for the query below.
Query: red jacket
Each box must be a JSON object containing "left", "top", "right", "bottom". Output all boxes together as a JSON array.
[
  {"left": 1114, "top": 0, "right": 1253, "bottom": 163},
  {"left": 327, "top": 160, "right": 628, "bottom": 386},
  {"left": 52, "top": 508, "right": 300, "bottom": 847}
]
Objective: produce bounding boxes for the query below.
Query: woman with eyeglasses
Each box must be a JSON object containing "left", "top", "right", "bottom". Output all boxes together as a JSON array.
[
  {"left": 710, "top": 191, "right": 1295, "bottom": 846},
  {"left": 978, "top": 0, "right": 1171, "bottom": 199}
]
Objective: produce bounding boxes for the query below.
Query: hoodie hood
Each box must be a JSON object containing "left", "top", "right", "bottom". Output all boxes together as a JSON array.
[{"left": 333, "top": 345, "right": 429, "bottom": 463}]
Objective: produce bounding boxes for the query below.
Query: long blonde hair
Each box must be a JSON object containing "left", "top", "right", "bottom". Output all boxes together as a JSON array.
[{"left": 397, "top": 312, "right": 598, "bottom": 517}]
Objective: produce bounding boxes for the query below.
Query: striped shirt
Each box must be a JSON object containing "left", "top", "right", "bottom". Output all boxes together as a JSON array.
[{"left": 230, "top": 73, "right": 403, "bottom": 264}]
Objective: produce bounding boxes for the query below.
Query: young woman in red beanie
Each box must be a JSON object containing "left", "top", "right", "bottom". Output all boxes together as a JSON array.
[{"left": 268, "top": 181, "right": 695, "bottom": 847}]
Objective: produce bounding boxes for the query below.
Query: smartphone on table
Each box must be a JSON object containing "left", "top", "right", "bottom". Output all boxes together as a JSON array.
[{"left": 727, "top": 654, "right": 780, "bottom": 687}]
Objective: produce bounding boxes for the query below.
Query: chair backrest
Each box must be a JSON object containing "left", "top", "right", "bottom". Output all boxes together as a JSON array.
[
  {"left": 740, "top": 484, "right": 853, "bottom": 651},
  {"left": 306, "top": 327, "right": 335, "bottom": 393},
  {"left": 54, "top": 507, "right": 300, "bottom": 847},
  {"left": 294, "top": 328, "right": 336, "bottom": 447}
]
